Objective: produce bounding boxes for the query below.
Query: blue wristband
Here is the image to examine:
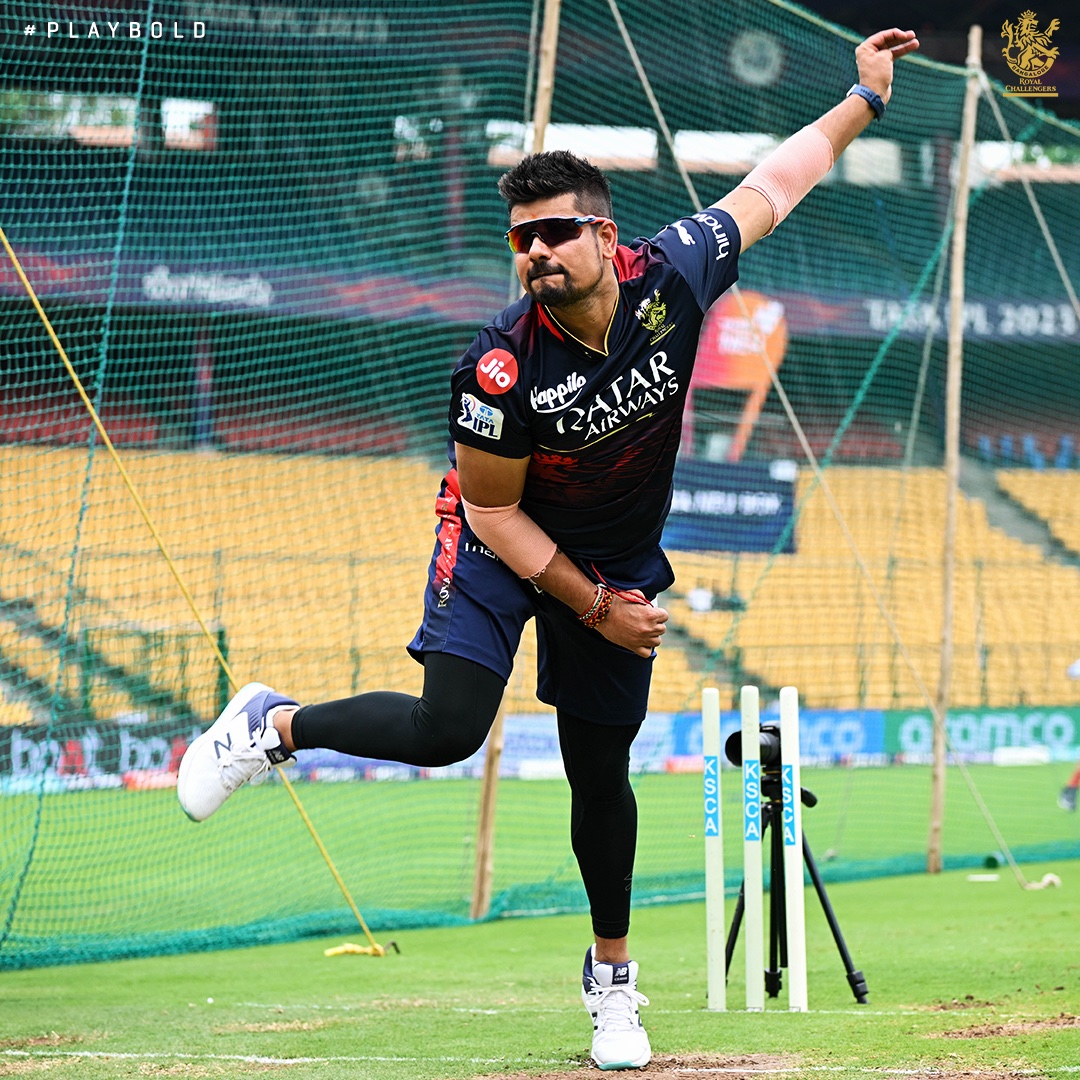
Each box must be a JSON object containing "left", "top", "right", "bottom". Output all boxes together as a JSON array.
[{"left": 846, "top": 83, "right": 885, "bottom": 120}]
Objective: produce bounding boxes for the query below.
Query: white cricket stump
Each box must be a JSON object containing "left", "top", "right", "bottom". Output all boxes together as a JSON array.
[
  {"left": 702, "top": 687, "right": 725, "bottom": 1011},
  {"left": 741, "top": 685, "right": 765, "bottom": 1011},
  {"left": 780, "top": 686, "right": 808, "bottom": 1011}
]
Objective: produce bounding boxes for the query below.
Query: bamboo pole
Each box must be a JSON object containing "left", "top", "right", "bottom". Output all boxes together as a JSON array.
[
  {"left": 531, "top": 0, "right": 562, "bottom": 155},
  {"left": 471, "top": 699, "right": 507, "bottom": 919},
  {"left": 928, "top": 24, "right": 981, "bottom": 874},
  {"left": 472, "top": 0, "right": 563, "bottom": 920}
]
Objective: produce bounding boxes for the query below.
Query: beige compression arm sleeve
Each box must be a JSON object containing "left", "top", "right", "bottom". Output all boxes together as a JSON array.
[
  {"left": 461, "top": 498, "right": 558, "bottom": 580},
  {"left": 736, "top": 124, "right": 835, "bottom": 235}
]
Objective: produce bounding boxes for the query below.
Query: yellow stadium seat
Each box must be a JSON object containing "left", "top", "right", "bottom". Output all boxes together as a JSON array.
[
  {"left": 661, "top": 466, "right": 1080, "bottom": 709},
  {"left": 6, "top": 452, "right": 1080, "bottom": 719}
]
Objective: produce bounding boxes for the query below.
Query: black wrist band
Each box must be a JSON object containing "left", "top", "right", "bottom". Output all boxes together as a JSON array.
[{"left": 846, "top": 82, "right": 885, "bottom": 120}]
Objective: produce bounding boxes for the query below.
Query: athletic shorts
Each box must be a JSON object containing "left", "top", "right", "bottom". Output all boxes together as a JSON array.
[{"left": 407, "top": 470, "right": 675, "bottom": 725}]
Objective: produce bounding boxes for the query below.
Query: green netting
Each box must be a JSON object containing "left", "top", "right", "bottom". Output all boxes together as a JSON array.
[{"left": 2, "top": 0, "right": 1079, "bottom": 971}]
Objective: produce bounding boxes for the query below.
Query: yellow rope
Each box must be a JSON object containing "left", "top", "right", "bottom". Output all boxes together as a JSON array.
[{"left": 0, "top": 224, "right": 384, "bottom": 953}]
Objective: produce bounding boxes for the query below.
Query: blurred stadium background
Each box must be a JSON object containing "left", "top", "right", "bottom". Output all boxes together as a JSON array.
[{"left": 1, "top": 0, "right": 1078, "bottom": 968}]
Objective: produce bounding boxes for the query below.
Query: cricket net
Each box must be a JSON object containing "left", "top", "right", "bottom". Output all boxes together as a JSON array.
[{"left": 1, "top": 0, "right": 1078, "bottom": 968}]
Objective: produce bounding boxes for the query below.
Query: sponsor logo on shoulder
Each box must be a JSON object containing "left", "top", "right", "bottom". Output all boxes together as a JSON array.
[
  {"left": 691, "top": 210, "right": 731, "bottom": 260},
  {"left": 671, "top": 222, "right": 696, "bottom": 246},
  {"left": 530, "top": 371, "right": 586, "bottom": 413},
  {"left": 476, "top": 348, "right": 518, "bottom": 394},
  {"left": 458, "top": 393, "right": 504, "bottom": 440},
  {"left": 634, "top": 288, "right": 676, "bottom": 344}
]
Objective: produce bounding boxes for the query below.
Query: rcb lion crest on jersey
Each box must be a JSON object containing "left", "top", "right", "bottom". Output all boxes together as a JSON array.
[{"left": 634, "top": 289, "right": 675, "bottom": 344}]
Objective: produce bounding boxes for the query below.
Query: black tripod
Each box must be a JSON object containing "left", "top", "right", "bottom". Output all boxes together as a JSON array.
[{"left": 724, "top": 776, "right": 869, "bottom": 1004}]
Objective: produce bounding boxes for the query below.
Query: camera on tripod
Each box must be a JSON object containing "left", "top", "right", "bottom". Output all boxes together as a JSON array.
[
  {"left": 723, "top": 722, "right": 781, "bottom": 768},
  {"left": 724, "top": 721, "right": 817, "bottom": 806}
]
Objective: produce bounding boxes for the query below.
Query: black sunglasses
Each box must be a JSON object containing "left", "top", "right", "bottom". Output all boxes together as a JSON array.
[{"left": 504, "top": 215, "right": 611, "bottom": 254}]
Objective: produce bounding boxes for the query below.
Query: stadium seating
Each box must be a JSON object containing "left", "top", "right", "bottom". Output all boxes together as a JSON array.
[
  {"left": 4, "top": 449, "right": 1079, "bottom": 722},
  {"left": 0, "top": 447, "right": 440, "bottom": 723},
  {"left": 0, "top": 443, "right": 736, "bottom": 721},
  {"left": 0, "top": 394, "right": 159, "bottom": 448},
  {"left": 662, "top": 467, "right": 1080, "bottom": 710},
  {"left": 996, "top": 469, "right": 1080, "bottom": 556},
  {"left": 0, "top": 696, "right": 34, "bottom": 726}
]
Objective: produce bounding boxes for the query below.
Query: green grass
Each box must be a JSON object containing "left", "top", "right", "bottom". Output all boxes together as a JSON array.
[
  {"left": 4, "top": 762, "right": 1077, "bottom": 970},
  {"left": 1, "top": 860, "right": 1078, "bottom": 1078}
]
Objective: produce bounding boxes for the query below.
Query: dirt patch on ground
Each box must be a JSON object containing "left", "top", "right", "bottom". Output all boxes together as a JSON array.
[
  {"left": 133, "top": 1066, "right": 292, "bottom": 1076},
  {"left": 0, "top": 1036, "right": 85, "bottom": 1051},
  {"left": 935, "top": 1011, "right": 1080, "bottom": 1038},
  {"left": 922, "top": 996, "right": 1000, "bottom": 1011},
  {"left": 477, "top": 1054, "right": 796, "bottom": 1079},
  {"left": 474, "top": 1054, "right": 1047, "bottom": 1079},
  {"left": 478, "top": 1058, "right": 1049, "bottom": 1080},
  {"left": 212, "top": 1016, "right": 359, "bottom": 1034}
]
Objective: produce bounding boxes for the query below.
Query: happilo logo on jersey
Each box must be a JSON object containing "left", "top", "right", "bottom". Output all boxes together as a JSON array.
[
  {"left": 555, "top": 350, "right": 679, "bottom": 441},
  {"left": 531, "top": 371, "right": 586, "bottom": 413}
]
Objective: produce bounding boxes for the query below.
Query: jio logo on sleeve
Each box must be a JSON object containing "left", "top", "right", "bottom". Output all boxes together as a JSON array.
[{"left": 476, "top": 349, "right": 518, "bottom": 395}]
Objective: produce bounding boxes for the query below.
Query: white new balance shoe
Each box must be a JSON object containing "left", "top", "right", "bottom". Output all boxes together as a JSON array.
[
  {"left": 581, "top": 945, "right": 651, "bottom": 1070},
  {"left": 177, "top": 682, "right": 297, "bottom": 822}
]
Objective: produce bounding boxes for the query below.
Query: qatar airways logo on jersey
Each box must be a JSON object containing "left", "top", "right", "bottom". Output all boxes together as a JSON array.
[
  {"left": 530, "top": 372, "right": 586, "bottom": 413},
  {"left": 555, "top": 351, "right": 679, "bottom": 440}
]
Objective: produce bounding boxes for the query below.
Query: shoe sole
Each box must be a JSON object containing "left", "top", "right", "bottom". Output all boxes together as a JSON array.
[{"left": 177, "top": 682, "right": 274, "bottom": 822}]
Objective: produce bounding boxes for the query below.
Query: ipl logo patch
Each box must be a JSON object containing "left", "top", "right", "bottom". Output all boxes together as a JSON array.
[{"left": 458, "top": 393, "right": 504, "bottom": 440}]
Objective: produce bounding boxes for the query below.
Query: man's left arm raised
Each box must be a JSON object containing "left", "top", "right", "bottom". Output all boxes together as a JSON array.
[{"left": 716, "top": 27, "right": 920, "bottom": 251}]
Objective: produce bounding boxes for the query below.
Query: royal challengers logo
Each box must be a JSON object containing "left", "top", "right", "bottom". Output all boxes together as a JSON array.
[
  {"left": 1001, "top": 10, "right": 1061, "bottom": 96},
  {"left": 634, "top": 289, "right": 675, "bottom": 344}
]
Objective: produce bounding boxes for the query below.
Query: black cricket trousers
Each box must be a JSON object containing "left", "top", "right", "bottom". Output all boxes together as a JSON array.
[{"left": 290, "top": 651, "right": 640, "bottom": 940}]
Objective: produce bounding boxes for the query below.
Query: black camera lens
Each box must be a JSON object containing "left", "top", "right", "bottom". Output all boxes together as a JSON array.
[{"left": 724, "top": 723, "right": 781, "bottom": 767}]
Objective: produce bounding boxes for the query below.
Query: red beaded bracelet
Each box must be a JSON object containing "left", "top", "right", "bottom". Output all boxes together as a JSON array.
[{"left": 578, "top": 584, "right": 613, "bottom": 629}]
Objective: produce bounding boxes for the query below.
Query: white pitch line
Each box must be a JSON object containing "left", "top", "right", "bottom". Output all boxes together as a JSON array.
[
  {"left": 235, "top": 1000, "right": 572, "bottom": 1015},
  {"left": 0, "top": 1050, "right": 574, "bottom": 1065}
]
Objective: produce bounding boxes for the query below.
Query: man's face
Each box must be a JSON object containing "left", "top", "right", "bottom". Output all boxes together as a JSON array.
[{"left": 508, "top": 193, "right": 615, "bottom": 308}]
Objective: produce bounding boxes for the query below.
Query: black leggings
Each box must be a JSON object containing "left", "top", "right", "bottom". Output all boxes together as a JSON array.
[{"left": 291, "top": 652, "right": 640, "bottom": 940}]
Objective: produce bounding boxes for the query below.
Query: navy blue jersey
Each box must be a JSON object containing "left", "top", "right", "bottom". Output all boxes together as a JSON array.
[{"left": 449, "top": 208, "right": 741, "bottom": 561}]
